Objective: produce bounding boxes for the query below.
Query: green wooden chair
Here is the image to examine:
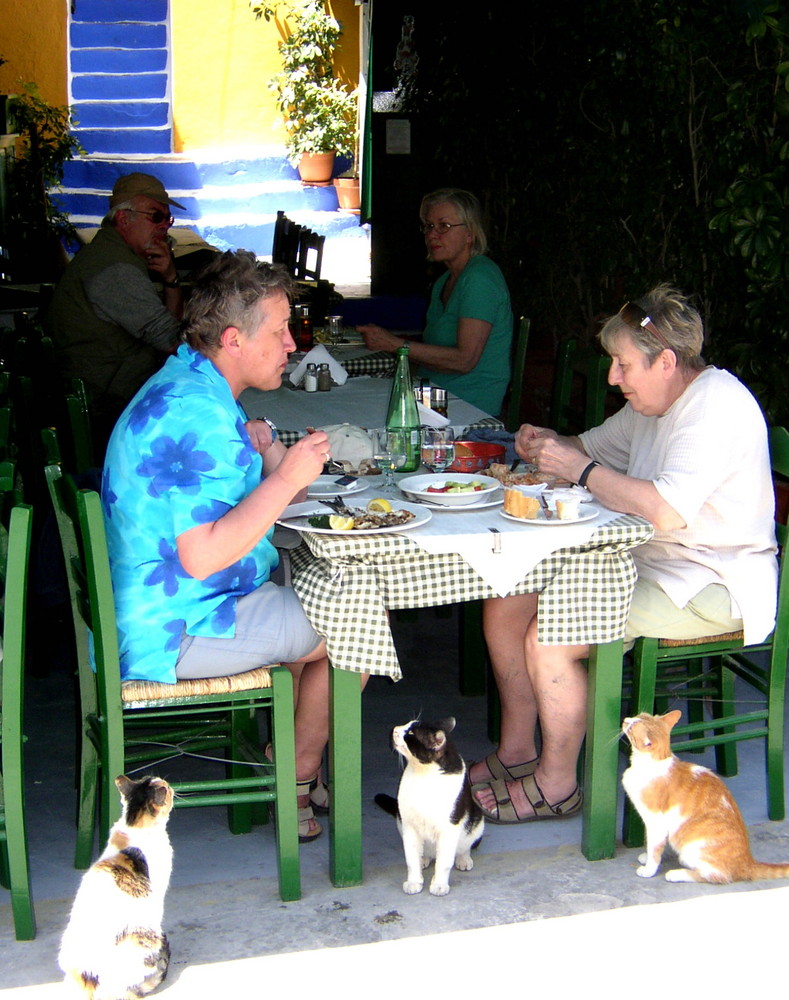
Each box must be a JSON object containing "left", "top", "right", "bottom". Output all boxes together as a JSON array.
[
  {"left": 621, "top": 424, "right": 789, "bottom": 845},
  {"left": 44, "top": 454, "right": 302, "bottom": 901},
  {"left": 550, "top": 337, "right": 612, "bottom": 435},
  {"left": 0, "top": 497, "right": 36, "bottom": 939},
  {"left": 63, "top": 378, "right": 96, "bottom": 475},
  {"left": 504, "top": 316, "right": 531, "bottom": 432}
]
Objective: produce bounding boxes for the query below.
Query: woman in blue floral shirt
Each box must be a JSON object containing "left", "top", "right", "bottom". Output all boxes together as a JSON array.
[{"left": 102, "top": 251, "right": 335, "bottom": 841}]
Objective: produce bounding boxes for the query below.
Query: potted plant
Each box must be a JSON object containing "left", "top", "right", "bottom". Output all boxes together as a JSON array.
[
  {"left": 3, "top": 81, "right": 84, "bottom": 282},
  {"left": 252, "top": 0, "right": 357, "bottom": 184}
]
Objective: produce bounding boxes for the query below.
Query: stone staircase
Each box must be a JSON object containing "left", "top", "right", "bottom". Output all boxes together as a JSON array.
[
  {"left": 59, "top": 0, "right": 363, "bottom": 260},
  {"left": 56, "top": 153, "right": 362, "bottom": 260}
]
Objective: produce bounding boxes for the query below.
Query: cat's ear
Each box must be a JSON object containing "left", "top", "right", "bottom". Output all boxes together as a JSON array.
[
  {"left": 439, "top": 717, "right": 456, "bottom": 735},
  {"left": 115, "top": 775, "right": 136, "bottom": 798},
  {"left": 664, "top": 710, "right": 682, "bottom": 730}
]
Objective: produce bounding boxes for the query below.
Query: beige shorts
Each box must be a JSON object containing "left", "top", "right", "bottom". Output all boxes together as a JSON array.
[{"left": 624, "top": 578, "right": 742, "bottom": 647}]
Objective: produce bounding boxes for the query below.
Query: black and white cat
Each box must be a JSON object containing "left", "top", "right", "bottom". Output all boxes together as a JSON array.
[
  {"left": 59, "top": 775, "right": 174, "bottom": 1000},
  {"left": 376, "top": 718, "right": 484, "bottom": 896}
]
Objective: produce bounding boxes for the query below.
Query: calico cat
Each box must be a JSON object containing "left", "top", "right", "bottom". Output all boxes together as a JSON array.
[
  {"left": 59, "top": 775, "right": 174, "bottom": 999},
  {"left": 376, "top": 718, "right": 484, "bottom": 896},
  {"left": 622, "top": 711, "right": 789, "bottom": 884}
]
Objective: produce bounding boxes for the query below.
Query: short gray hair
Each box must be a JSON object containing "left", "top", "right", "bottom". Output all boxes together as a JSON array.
[
  {"left": 599, "top": 284, "right": 706, "bottom": 373},
  {"left": 103, "top": 199, "right": 134, "bottom": 227},
  {"left": 183, "top": 250, "right": 294, "bottom": 354},
  {"left": 419, "top": 188, "right": 488, "bottom": 256}
]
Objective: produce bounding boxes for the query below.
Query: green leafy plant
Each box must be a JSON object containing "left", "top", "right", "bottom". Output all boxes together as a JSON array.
[
  {"left": 251, "top": 0, "right": 357, "bottom": 164},
  {"left": 4, "top": 82, "right": 84, "bottom": 280}
]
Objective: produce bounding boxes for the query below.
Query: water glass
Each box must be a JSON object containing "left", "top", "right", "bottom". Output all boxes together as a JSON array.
[
  {"left": 420, "top": 427, "right": 455, "bottom": 473},
  {"left": 370, "top": 428, "right": 408, "bottom": 494}
]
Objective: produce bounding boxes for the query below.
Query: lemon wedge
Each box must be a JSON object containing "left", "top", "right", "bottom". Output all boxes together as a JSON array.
[
  {"left": 329, "top": 514, "right": 355, "bottom": 531},
  {"left": 366, "top": 497, "right": 392, "bottom": 513}
]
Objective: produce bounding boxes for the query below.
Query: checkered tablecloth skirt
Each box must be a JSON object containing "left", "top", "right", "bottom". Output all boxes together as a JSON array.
[{"left": 290, "top": 514, "right": 653, "bottom": 679}]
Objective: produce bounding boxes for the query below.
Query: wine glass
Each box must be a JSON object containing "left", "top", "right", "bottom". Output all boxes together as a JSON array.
[
  {"left": 420, "top": 427, "right": 455, "bottom": 473},
  {"left": 370, "top": 429, "right": 408, "bottom": 494}
]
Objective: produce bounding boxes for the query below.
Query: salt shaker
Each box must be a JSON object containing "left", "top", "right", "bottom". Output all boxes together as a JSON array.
[{"left": 304, "top": 363, "right": 318, "bottom": 392}]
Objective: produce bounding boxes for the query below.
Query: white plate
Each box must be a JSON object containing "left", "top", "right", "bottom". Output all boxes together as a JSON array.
[
  {"left": 402, "top": 487, "right": 505, "bottom": 511},
  {"left": 398, "top": 472, "right": 500, "bottom": 506},
  {"left": 499, "top": 503, "right": 599, "bottom": 526},
  {"left": 307, "top": 475, "right": 368, "bottom": 498},
  {"left": 277, "top": 500, "right": 431, "bottom": 535}
]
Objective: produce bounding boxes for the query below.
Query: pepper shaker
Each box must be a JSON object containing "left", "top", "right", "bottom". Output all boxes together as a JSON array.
[{"left": 317, "top": 363, "right": 332, "bottom": 391}]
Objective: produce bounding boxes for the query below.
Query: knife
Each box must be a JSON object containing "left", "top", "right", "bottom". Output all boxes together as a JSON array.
[{"left": 539, "top": 493, "right": 553, "bottom": 520}]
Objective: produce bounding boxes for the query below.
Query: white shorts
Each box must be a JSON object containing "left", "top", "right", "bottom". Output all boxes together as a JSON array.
[{"left": 175, "top": 582, "right": 322, "bottom": 678}]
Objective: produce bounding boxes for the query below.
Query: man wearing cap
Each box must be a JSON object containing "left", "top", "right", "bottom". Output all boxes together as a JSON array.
[{"left": 49, "top": 172, "right": 186, "bottom": 454}]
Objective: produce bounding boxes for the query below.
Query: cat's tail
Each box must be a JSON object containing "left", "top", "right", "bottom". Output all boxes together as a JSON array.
[
  {"left": 746, "top": 860, "right": 789, "bottom": 880},
  {"left": 374, "top": 793, "right": 399, "bottom": 818}
]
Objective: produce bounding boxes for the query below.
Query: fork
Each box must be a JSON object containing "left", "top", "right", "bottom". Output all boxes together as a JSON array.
[{"left": 319, "top": 497, "right": 354, "bottom": 516}]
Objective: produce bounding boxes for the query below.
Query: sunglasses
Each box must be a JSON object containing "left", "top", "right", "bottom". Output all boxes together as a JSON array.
[
  {"left": 128, "top": 208, "right": 174, "bottom": 226},
  {"left": 618, "top": 302, "right": 673, "bottom": 353}
]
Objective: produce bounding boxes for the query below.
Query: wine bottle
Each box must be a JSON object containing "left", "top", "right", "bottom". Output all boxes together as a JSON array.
[{"left": 385, "top": 344, "right": 421, "bottom": 472}]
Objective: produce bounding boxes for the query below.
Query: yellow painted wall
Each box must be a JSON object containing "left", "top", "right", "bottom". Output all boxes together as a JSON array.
[
  {"left": 171, "top": 0, "right": 360, "bottom": 153},
  {"left": 0, "top": 0, "right": 67, "bottom": 105}
]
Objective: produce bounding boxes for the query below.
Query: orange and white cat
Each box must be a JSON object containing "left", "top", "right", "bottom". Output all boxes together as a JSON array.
[{"left": 621, "top": 711, "right": 789, "bottom": 884}]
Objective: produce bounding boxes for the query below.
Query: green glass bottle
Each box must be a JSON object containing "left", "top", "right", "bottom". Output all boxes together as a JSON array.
[{"left": 385, "top": 344, "right": 421, "bottom": 472}]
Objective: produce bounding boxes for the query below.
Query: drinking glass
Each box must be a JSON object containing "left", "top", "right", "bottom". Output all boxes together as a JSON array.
[
  {"left": 370, "top": 428, "right": 408, "bottom": 494},
  {"left": 420, "top": 427, "right": 455, "bottom": 473}
]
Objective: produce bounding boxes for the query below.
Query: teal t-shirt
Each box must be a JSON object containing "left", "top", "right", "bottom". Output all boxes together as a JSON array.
[
  {"left": 101, "top": 345, "right": 279, "bottom": 684},
  {"left": 417, "top": 255, "right": 513, "bottom": 415}
]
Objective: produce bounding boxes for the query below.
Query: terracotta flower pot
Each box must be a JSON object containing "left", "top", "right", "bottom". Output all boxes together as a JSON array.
[
  {"left": 333, "top": 176, "right": 361, "bottom": 213},
  {"left": 298, "top": 151, "right": 335, "bottom": 185}
]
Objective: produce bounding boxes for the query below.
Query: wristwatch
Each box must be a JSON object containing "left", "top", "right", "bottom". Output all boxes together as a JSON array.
[
  {"left": 577, "top": 460, "right": 600, "bottom": 489},
  {"left": 162, "top": 277, "right": 180, "bottom": 288}
]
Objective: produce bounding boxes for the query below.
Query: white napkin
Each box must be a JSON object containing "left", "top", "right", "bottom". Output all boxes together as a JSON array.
[
  {"left": 289, "top": 345, "right": 348, "bottom": 387},
  {"left": 417, "top": 401, "right": 450, "bottom": 427}
]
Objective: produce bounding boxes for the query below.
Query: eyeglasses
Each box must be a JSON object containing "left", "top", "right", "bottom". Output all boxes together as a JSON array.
[
  {"left": 618, "top": 301, "right": 673, "bottom": 353},
  {"left": 128, "top": 209, "right": 174, "bottom": 226},
  {"left": 420, "top": 222, "right": 467, "bottom": 235}
]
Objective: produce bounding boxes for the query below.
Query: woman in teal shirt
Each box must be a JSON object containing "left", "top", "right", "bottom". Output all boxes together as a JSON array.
[{"left": 358, "top": 188, "right": 513, "bottom": 415}]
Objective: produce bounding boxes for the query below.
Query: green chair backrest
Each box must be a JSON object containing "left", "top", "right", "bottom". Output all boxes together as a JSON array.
[
  {"left": 551, "top": 337, "right": 612, "bottom": 434},
  {"left": 504, "top": 316, "right": 530, "bottom": 431}
]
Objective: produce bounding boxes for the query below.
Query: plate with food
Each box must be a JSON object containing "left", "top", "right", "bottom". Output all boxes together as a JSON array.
[
  {"left": 307, "top": 475, "right": 369, "bottom": 498},
  {"left": 398, "top": 473, "right": 500, "bottom": 507},
  {"left": 277, "top": 499, "right": 431, "bottom": 535},
  {"left": 499, "top": 489, "right": 598, "bottom": 525}
]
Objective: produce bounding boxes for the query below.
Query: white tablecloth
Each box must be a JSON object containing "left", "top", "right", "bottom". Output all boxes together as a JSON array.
[{"left": 240, "top": 376, "right": 499, "bottom": 441}]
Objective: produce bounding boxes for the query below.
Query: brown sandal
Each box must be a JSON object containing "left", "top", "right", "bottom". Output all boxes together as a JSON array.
[
  {"left": 469, "top": 751, "right": 539, "bottom": 790},
  {"left": 296, "top": 777, "right": 323, "bottom": 842},
  {"left": 477, "top": 772, "right": 582, "bottom": 825}
]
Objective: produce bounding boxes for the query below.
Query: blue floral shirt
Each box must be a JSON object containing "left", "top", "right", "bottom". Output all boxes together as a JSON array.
[{"left": 102, "top": 344, "right": 279, "bottom": 683}]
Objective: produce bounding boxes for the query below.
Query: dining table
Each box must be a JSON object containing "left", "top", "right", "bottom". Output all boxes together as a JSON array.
[
  {"left": 241, "top": 373, "right": 503, "bottom": 446},
  {"left": 281, "top": 477, "right": 654, "bottom": 885}
]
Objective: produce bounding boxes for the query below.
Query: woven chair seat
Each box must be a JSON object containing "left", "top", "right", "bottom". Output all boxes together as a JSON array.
[
  {"left": 121, "top": 666, "right": 275, "bottom": 703},
  {"left": 658, "top": 630, "right": 744, "bottom": 649}
]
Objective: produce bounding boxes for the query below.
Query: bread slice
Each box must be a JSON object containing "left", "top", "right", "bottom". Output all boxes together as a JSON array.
[{"left": 504, "top": 489, "right": 540, "bottom": 519}]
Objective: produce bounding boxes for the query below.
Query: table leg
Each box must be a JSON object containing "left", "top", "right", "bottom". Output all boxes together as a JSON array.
[
  {"left": 329, "top": 665, "right": 363, "bottom": 886},
  {"left": 581, "top": 639, "right": 624, "bottom": 861}
]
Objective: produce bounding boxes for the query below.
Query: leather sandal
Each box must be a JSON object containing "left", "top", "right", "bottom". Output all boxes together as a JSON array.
[
  {"left": 476, "top": 772, "right": 583, "bottom": 825},
  {"left": 309, "top": 775, "right": 330, "bottom": 815},
  {"left": 296, "top": 777, "right": 323, "bottom": 843},
  {"left": 469, "top": 751, "right": 539, "bottom": 790}
]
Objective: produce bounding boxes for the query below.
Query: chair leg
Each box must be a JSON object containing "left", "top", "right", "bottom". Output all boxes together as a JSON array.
[
  {"left": 227, "top": 708, "right": 255, "bottom": 835},
  {"left": 270, "top": 668, "right": 300, "bottom": 901},
  {"left": 1, "top": 762, "right": 36, "bottom": 939},
  {"left": 765, "top": 649, "right": 787, "bottom": 821},
  {"left": 622, "top": 637, "right": 658, "bottom": 848},
  {"left": 74, "top": 741, "right": 99, "bottom": 869},
  {"left": 582, "top": 639, "right": 624, "bottom": 861},
  {"left": 711, "top": 660, "right": 738, "bottom": 777},
  {"left": 329, "top": 665, "right": 363, "bottom": 887}
]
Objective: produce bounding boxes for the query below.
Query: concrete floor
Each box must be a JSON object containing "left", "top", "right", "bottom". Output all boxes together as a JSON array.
[{"left": 2, "top": 606, "right": 789, "bottom": 998}]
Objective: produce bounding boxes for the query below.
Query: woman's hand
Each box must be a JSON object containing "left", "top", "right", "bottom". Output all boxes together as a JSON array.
[
  {"left": 515, "top": 424, "right": 589, "bottom": 482},
  {"left": 357, "top": 324, "right": 403, "bottom": 353}
]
